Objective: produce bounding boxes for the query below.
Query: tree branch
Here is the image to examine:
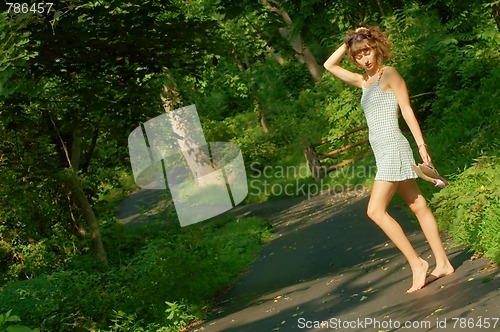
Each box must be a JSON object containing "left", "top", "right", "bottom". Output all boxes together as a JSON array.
[{"left": 49, "top": 113, "right": 73, "bottom": 170}]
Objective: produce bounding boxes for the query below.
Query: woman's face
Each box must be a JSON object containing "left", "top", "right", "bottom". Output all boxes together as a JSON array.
[{"left": 354, "top": 47, "right": 378, "bottom": 71}]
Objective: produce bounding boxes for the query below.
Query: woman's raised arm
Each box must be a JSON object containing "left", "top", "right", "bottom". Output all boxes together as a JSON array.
[{"left": 323, "top": 43, "right": 364, "bottom": 88}]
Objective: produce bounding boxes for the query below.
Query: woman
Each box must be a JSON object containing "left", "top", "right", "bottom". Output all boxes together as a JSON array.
[{"left": 323, "top": 26, "right": 454, "bottom": 293}]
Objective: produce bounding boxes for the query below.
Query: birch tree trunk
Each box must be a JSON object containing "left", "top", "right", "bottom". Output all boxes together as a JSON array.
[{"left": 160, "top": 83, "right": 214, "bottom": 184}]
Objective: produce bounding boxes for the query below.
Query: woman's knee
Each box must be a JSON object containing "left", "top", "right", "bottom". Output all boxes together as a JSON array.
[
  {"left": 367, "top": 204, "right": 385, "bottom": 222},
  {"left": 409, "top": 197, "right": 430, "bottom": 217}
]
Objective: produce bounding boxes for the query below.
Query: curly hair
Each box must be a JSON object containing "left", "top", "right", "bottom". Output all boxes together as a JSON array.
[{"left": 345, "top": 26, "right": 392, "bottom": 67}]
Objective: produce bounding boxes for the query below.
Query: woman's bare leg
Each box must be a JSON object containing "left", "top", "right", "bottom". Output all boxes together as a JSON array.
[
  {"left": 367, "top": 180, "right": 429, "bottom": 293},
  {"left": 396, "top": 179, "right": 454, "bottom": 282}
]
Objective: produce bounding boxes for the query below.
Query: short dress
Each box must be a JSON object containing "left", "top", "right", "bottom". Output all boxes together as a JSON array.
[{"left": 361, "top": 72, "right": 418, "bottom": 182}]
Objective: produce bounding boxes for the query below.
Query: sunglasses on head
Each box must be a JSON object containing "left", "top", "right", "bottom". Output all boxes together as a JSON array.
[{"left": 347, "top": 33, "right": 372, "bottom": 47}]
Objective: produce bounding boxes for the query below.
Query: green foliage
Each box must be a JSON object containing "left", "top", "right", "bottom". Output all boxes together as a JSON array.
[
  {"left": 0, "top": 216, "right": 272, "bottom": 331},
  {"left": 1, "top": 0, "right": 228, "bottom": 275},
  {"left": 430, "top": 157, "right": 500, "bottom": 263},
  {"left": 425, "top": 65, "right": 500, "bottom": 173},
  {"left": 128, "top": 216, "right": 271, "bottom": 319},
  {"left": 164, "top": 301, "right": 197, "bottom": 331},
  {"left": 0, "top": 13, "right": 38, "bottom": 97},
  {"left": 1, "top": 0, "right": 499, "bottom": 330},
  {"left": 0, "top": 310, "right": 35, "bottom": 332},
  {"left": 106, "top": 310, "right": 150, "bottom": 332}
]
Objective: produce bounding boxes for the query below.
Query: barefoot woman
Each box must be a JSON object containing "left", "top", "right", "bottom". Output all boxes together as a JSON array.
[{"left": 323, "top": 26, "right": 454, "bottom": 293}]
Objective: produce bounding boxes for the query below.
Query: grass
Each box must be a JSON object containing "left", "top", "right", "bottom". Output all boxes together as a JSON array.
[{"left": 0, "top": 172, "right": 273, "bottom": 331}]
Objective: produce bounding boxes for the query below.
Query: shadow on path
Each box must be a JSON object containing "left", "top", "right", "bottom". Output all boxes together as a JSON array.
[
  {"left": 116, "top": 188, "right": 175, "bottom": 228},
  {"left": 188, "top": 191, "right": 499, "bottom": 332}
]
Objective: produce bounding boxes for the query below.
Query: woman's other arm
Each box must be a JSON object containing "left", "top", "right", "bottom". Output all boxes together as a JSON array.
[{"left": 384, "top": 67, "right": 431, "bottom": 164}]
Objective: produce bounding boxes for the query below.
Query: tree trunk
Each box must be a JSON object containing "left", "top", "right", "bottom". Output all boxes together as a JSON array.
[
  {"left": 160, "top": 82, "right": 214, "bottom": 184},
  {"left": 81, "top": 127, "right": 99, "bottom": 174},
  {"left": 250, "top": 82, "right": 270, "bottom": 133},
  {"left": 50, "top": 114, "right": 107, "bottom": 265},
  {"left": 61, "top": 168, "right": 108, "bottom": 265},
  {"left": 266, "top": 45, "right": 285, "bottom": 65},
  {"left": 299, "top": 45, "right": 323, "bottom": 82},
  {"left": 493, "top": 2, "right": 500, "bottom": 32},
  {"left": 263, "top": 0, "right": 323, "bottom": 82},
  {"left": 254, "top": 96, "right": 269, "bottom": 133},
  {"left": 68, "top": 198, "right": 87, "bottom": 238},
  {"left": 71, "top": 126, "right": 82, "bottom": 173}
]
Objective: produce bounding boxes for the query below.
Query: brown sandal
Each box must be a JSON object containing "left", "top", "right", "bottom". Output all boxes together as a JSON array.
[{"left": 412, "top": 163, "right": 448, "bottom": 188}]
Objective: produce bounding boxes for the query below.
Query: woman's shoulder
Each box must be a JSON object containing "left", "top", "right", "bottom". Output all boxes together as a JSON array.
[
  {"left": 379, "top": 66, "right": 406, "bottom": 91},
  {"left": 381, "top": 66, "right": 404, "bottom": 82},
  {"left": 381, "top": 66, "right": 399, "bottom": 76}
]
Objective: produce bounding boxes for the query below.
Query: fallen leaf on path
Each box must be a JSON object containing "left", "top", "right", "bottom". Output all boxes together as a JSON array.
[
  {"left": 481, "top": 277, "right": 494, "bottom": 283},
  {"left": 432, "top": 306, "right": 443, "bottom": 314}
]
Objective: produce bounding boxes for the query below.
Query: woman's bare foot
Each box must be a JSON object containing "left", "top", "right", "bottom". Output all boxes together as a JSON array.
[
  {"left": 426, "top": 263, "right": 455, "bottom": 284},
  {"left": 406, "top": 258, "right": 429, "bottom": 293}
]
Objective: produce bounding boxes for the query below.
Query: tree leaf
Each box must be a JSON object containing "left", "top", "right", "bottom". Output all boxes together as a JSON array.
[
  {"left": 7, "top": 325, "right": 35, "bottom": 332},
  {"left": 5, "top": 315, "right": 21, "bottom": 322}
]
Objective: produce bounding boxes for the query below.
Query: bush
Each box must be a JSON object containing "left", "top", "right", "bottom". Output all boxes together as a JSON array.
[
  {"left": 430, "top": 156, "right": 500, "bottom": 263},
  {"left": 0, "top": 310, "right": 35, "bottom": 332},
  {"left": 0, "top": 216, "right": 272, "bottom": 331}
]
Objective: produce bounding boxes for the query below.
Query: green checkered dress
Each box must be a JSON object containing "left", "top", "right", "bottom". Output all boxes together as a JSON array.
[{"left": 361, "top": 73, "right": 418, "bottom": 182}]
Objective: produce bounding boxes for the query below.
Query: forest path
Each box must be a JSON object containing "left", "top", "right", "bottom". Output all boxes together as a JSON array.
[
  {"left": 188, "top": 191, "right": 499, "bottom": 332},
  {"left": 117, "top": 189, "right": 499, "bottom": 332}
]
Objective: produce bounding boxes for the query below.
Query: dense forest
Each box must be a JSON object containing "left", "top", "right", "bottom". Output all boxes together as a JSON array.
[{"left": 0, "top": 0, "right": 499, "bottom": 330}]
